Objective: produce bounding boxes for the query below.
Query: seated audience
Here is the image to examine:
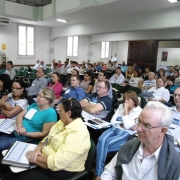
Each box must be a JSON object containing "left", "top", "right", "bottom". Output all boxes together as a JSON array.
[
  {"left": 164, "top": 75, "right": 178, "bottom": 104},
  {"left": 148, "top": 78, "right": 170, "bottom": 103},
  {"left": 92, "top": 70, "right": 112, "bottom": 99},
  {"left": 60, "top": 61, "right": 68, "bottom": 75},
  {"left": 0, "top": 80, "right": 28, "bottom": 119},
  {"left": 155, "top": 68, "right": 166, "bottom": 81},
  {"left": 120, "top": 61, "right": 127, "bottom": 75},
  {"left": 112, "top": 61, "right": 119, "bottom": 69},
  {"left": 129, "top": 69, "right": 143, "bottom": 88},
  {"left": 101, "top": 101, "right": 180, "bottom": 180},
  {"left": 33, "top": 59, "right": 40, "bottom": 70},
  {"left": 79, "top": 63, "right": 86, "bottom": 74},
  {"left": 125, "top": 65, "right": 133, "bottom": 79},
  {"left": 50, "top": 59, "right": 55, "bottom": 69},
  {"left": 80, "top": 80, "right": 112, "bottom": 119},
  {"left": 80, "top": 71, "right": 94, "bottom": 94},
  {"left": 4, "top": 61, "right": 16, "bottom": 80},
  {"left": 1, "top": 98, "right": 90, "bottom": 180},
  {"left": 66, "top": 61, "right": 79, "bottom": 74},
  {"left": 174, "top": 69, "right": 180, "bottom": 85},
  {"left": 39, "top": 60, "right": 46, "bottom": 70},
  {"left": 58, "top": 75, "right": 86, "bottom": 102},
  {"left": 95, "top": 91, "right": 142, "bottom": 180},
  {"left": 57, "top": 60, "right": 62, "bottom": 68},
  {"left": 26, "top": 68, "right": 48, "bottom": 105},
  {"left": 96, "top": 62, "right": 102, "bottom": 72},
  {"left": 102, "top": 62, "right": 107, "bottom": 71},
  {"left": 141, "top": 67, "right": 150, "bottom": 80},
  {"left": 165, "top": 66, "right": 174, "bottom": 77},
  {"left": 64, "top": 69, "right": 79, "bottom": 87},
  {"left": 109, "top": 67, "right": 124, "bottom": 85},
  {"left": 48, "top": 72, "right": 63, "bottom": 100},
  {"left": 141, "top": 72, "right": 156, "bottom": 92},
  {"left": 0, "top": 74, "right": 11, "bottom": 98},
  {"left": 0, "top": 63, "right": 6, "bottom": 75},
  {"left": 0, "top": 87, "right": 57, "bottom": 151},
  {"left": 111, "top": 53, "right": 118, "bottom": 62}
]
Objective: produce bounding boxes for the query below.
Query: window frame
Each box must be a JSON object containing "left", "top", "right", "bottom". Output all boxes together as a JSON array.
[
  {"left": 66, "top": 36, "right": 78, "bottom": 58},
  {"left": 18, "top": 24, "right": 35, "bottom": 57},
  {"left": 101, "top": 41, "right": 110, "bottom": 59}
]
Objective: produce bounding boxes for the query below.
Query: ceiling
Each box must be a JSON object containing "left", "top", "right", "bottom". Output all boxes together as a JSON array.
[{"left": 6, "top": 0, "right": 180, "bottom": 27}]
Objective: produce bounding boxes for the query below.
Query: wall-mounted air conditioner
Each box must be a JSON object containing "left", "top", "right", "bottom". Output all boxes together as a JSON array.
[{"left": 0, "top": 18, "right": 10, "bottom": 25}]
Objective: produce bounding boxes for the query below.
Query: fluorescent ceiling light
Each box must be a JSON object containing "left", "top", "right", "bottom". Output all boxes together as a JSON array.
[
  {"left": 168, "top": 0, "right": 178, "bottom": 3},
  {"left": 56, "top": 19, "right": 69, "bottom": 23}
]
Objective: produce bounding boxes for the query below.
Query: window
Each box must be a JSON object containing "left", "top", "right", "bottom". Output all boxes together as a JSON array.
[
  {"left": 101, "top": 42, "right": 109, "bottom": 58},
  {"left": 67, "top": 36, "right": 78, "bottom": 57},
  {"left": 18, "top": 25, "right": 34, "bottom": 56}
]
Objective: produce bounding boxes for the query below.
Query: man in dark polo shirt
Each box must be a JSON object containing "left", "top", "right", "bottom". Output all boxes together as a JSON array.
[{"left": 80, "top": 80, "right": 112, "bottom": 119}]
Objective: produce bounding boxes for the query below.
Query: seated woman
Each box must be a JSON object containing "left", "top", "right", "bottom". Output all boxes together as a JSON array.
[
  {"left": 125, "top": 66, "right": 133, "bottom": 79},
  {"left": 0, "top": 74, "right": 11, "bottom": 99},
  {"left": 164, "top": 75, "right": 178, "bottom": 104},
  {"left": 1, "top": 98, "right": 90, "bottom": 180},
  {"left": 155, "top": 68, "right": 166, "bottom": 81},
  {"left": 80, "top": 71, "right": 94, "bottom": 94},
  {"left": 141, "top": 67, "right": 150, "bottom": 80},
  {"left": 0, "top": 63, "right": 6, "bottom": 75},
  {"left": 174, "top": 69, "right": 180, "bottom": 85},
  {"left": 95, "top": 91, "right": 142, "bottom": 180},
  {"left": 0, "top": 87, "right": 57, "bottom": 151},
  {"left": 48, "top": 72, "right": 63, "bottom": 100},
  {"left": 0, "top": 80, "right": 28, "bottom": 119}
]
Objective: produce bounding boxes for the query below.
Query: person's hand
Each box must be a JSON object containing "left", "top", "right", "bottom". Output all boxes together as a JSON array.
[
  {"left": 4, "top": 102, "right": 13, "bottom": 111},
  {"left": 16, "top": 127, "right": 27, "bottom": 135},
  {"left": 1, "top": 95, "right": 9, "bottom": 102},
  {"left": 26, "top": 150, "right": 42, "bottom": 164}
]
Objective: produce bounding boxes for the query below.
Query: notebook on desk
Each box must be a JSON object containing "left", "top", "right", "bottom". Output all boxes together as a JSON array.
[
  {"left": 0, "top": 118, "right": 16, "bottom": 134},
  {"left": 2, "top": 141, "right": 37, "bottom": 169}
]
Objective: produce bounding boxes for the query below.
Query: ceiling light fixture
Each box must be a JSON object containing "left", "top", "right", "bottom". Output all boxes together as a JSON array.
[
  {"left": 168, "top": 0, "right": 179, "bottom": 3},
  {"left": 56, "top": 19, "right": 69, "bottom": 23}
]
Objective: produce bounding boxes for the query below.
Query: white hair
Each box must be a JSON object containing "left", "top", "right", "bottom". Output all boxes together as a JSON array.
[{"left": 145, "top": 101, "right": 173, "bottom": 128}]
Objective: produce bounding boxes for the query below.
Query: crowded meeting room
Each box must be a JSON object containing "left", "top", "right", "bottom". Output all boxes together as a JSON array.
[{"left": 1, "top": 0, "right": 180, "bottom": 180}]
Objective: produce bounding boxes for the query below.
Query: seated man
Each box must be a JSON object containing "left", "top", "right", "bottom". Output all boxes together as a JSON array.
[
  {"left": 80, "top": 80, "right": 112, "bottom": 119},
  {"left": 148, "top": 78, "right": 170, "bottom": 102},
  {"left": 92, "top": 70, "right": 112, "bottom": 99},
  {"left": 33, "top": 59, "right": 40, "bottom": 70},
  {"left": 57, "top": 75, "right": 86, "bottom": 102},
  {"left": 101, "top": 101, "right": 180, "bottom": 180},
  {"left": 39, "top": 60, "right": 46, "bottom": 70},
  {"left": 109, "top": 67, "right": 124, "bottom": 85},
  {"left": 4, "top": 61, "right": 16, "bottom": 80},
  {"left": 141, "top": 71, "right": 156, "bottom": 92},
  {"left": 26, "top": 68, "right": 48, "bottom": 104}
]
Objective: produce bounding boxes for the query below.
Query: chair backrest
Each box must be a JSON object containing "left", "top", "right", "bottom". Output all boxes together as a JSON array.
[
  {"left": 112, "top": 89, "right": 118, "bottom": 105},
  {"left": 111, "top": 83, "right": 121, "bottom": 92},
  {"left": 128, "top": 86, "right": 142, "bottom": 95},
  {"left": 85, "top": 139, "right": 96, "bottom": 170}
]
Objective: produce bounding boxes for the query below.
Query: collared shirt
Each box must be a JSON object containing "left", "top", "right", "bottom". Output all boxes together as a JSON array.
[
  {"left": 109, "top": 73, "right": 124, "bottom": 85},
  {"left": 4, "top": 68, "right": 16, "bottom": 80},
  {"left": 42, "top": 118, "right": 90, "bottom": 172},
  {"left": 111, "top": 56, "right": 118, "bottom": 62},
  {"left": 40, "top": 64, "right": 46, "bottom": 70},
  {"left": 26, "top": 76, "right": 48, "bottom": 96},
  {"left": 152, "top": 87, "right": 170, "bottom": 102},
  {"left": 142, "top": 79, "right": 156, "bottom": 88},
  {"left": 33, "top": 63, "right": 40, "bottom": 70}
]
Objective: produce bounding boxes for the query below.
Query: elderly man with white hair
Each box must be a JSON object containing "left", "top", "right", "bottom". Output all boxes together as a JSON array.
[{"left": 101, "top": 101, "right": 180, "bottom": 180}]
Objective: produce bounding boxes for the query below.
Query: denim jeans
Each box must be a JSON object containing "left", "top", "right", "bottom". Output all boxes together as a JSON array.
[
  {"left": 95, "top": 127, "right": 130, "bottom": 176},
  {"left": 0, "top": 134, "right": 23, "bottom": 152}
]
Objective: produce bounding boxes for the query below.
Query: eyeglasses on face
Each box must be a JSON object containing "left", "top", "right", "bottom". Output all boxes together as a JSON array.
[{"left": 134, "top": 118, "right": 164, "bottom": 131}]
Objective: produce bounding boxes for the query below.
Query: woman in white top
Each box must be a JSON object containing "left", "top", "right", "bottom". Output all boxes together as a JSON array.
[
  {"left": 129, "top": 69, "right": 143, "bottom": 88},
  {"left": 95, "top": 90, "right": 142, "bottom": 180},
  {"left": 0, "top": 80, "right": 28, "bottom": 119}
]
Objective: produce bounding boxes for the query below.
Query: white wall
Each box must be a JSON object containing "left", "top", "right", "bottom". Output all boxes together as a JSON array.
[
  {"left": 0, "top": 22, "right": 50, "bottom": 64},
  {"left": 53, "top": 35, "right": 90, "bottom": 63}
]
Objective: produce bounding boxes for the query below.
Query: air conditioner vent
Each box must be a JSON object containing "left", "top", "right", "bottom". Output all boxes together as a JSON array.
[{"left": 0, "top": 18, "right": 10, "bottom": 25}]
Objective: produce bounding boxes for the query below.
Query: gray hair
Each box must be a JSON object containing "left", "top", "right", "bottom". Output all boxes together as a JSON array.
[
  {"left": 145, "top": 101, "right": 173, "bottom": 128},
  {"left": 149, "top": 71, "right": 155, "bottom": 78},
  {"left": 39, "top": 87, "right": 55, "bottom": 105}
]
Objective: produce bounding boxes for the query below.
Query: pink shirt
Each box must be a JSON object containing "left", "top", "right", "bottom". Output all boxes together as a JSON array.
[{"left": 48, "top": 82, "right": 63, "bottom": 99}]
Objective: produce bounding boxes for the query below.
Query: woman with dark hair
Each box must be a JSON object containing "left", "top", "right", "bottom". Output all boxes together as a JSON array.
[
  {"left": 95, "top": 91, "right": 142, "bottom": 180},
  {"left": 0, "top": 87, "right": 57, "bottom": 151},
  {"left": 141, "top": 67, "right": 150, "bottom": 80},
  {"left": 80, "top": 71, "right": 94, "bottom": 94},
  {"left": 164, "top": 76, "right": 178, "bottom": 104},
  {"left": 48, "top": 72, "right": 63, "bottom": 99},
  {"left": 155, "top": 68, "right": 166, "bottom": 81},
  {"left": 0, "top": 79, "right": 28, "bottom": 119},
  {"left": 128, "top": 69, "right": 143, "bottom": 88},
  {"left": 174, "top": 69, "right": 180, "bottom": 84},
  {"left": 0, "top": 74, "right": 11, "bottom": 98},
  {"left": 1, "top": 98, "right": 90, "bottom": 180},
  {"left": 0, "top": 63, "right": 6, "bottom": 75},
  {"left": 125, "top": 65, "right": 133, "bottom": 79}
]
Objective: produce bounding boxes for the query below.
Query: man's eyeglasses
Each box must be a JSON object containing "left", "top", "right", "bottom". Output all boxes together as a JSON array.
[
  {"left": 134, "top": 118, "right": 164, "bottom": 131},
  {"left": 11, "top": 87, "right": 22, "bottom": 91}
]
